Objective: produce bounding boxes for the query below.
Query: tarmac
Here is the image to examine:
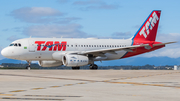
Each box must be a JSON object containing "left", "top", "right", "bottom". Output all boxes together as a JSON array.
[{"left": 0, "top": 70, "right": 180, "bottom": 101}]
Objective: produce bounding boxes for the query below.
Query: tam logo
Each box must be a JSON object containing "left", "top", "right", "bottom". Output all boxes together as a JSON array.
[
  {"left": 139, "top": 12, "right": 159, "bottom": 38},
  {"left": 35, "top": 41, "right": 67, "bottom": 51}
]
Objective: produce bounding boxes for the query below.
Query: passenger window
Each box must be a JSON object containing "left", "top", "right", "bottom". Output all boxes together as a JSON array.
[
  {"left": 89, "top": 45, "right": 91, "bottom": 47},
  {"left": 14, "top": 43, "right": 17, "bottom": 46},
  {"left": 71, "top": 45, "right": 73, "bottom": 47},
  {"left": 102, "top": 45, "right": 104, "bottom": 47},
  {"left": 94, "top": 45, "right": 96, "bottom": 47},
  {"left": 81, "top": 45, "right": 83, "bottom": 47}
]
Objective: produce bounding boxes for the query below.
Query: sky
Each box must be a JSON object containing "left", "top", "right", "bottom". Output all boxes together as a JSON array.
[{"left": 0, "top": 0, "right": 180, "bottom": 63}]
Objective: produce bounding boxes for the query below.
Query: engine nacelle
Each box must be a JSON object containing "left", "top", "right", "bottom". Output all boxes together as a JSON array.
[
  {"left": 62, "top": 55, "right": 89, "bottom": 67},
  {"left": 38, "top": 61, "right": 62, "bottom": 67}
]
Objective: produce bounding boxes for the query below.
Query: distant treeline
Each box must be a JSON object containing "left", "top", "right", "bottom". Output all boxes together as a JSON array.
[{"left": 0, "top": 63, "right": 174, "bottom": 70}]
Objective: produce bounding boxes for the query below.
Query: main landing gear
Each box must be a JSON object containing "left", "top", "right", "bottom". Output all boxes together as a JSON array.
[
  {"left": 89, "top": 64, "right": 98, "bottom": 70},
  {"left": 71, "top": 64, "right": 98, "bottom": 70},
  {"left": 26, "top": 61, "right": 31, "bottom": 70},
  {"left": 72, "top": 67, "right": 80, "bottom": 70}
]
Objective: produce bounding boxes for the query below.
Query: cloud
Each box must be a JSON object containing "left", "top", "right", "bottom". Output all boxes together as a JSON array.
[
  {"left": 22, "top": 24, "right": 93, "bottom": 38},
  {"left": 111, "top": 32, "right": 132, "bottom": 39},
  {"left": 57, "top": 0, "right": 70, "bottom": 4},
  {"left": 10, "top": 7, "right": 64, "bottom": 23},
  {"left": 2, "top": 29, "right": 9, "bottom": 31},
  {"left": 156, "top": 33, "right": 180, "bottom": 42},
  {"left": 73, "top": 0, "right": 119, "bottom": 10},
  {"left": 54, "top": 17, "right": 81, "bottom": 24},
  {"left": 73, "top": 0, "right": 102, "bottom": 5},
  {"left": 7, "top": 35, "right": 20, "bottom": 42}
]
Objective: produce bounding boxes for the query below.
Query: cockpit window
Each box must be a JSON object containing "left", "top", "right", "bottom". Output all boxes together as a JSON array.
[
  {"left": 9, "top": 44, "right": 14, "bottom": 46},
  {"left": 9, "top": 43, "right": 21, "bottom": 47}
]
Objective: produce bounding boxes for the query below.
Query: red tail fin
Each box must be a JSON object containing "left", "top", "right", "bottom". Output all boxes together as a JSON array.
[{"left": 132, "top": 10, "right": 161, "bottom": 41}]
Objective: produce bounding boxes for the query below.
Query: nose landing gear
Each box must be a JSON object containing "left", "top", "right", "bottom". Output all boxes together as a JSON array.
[{"left": 26, "top": 61, "right": 31, "bottom": 70}]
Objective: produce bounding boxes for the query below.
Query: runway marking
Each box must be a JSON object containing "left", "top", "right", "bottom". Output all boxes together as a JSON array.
[
  {"left": 108, "top": 82, "right": 180, "bottom": 89},
  {"left": 0, "top": 73, "right": 98, "bottom": 82},
  {"left": 127, "top": 77, "right": 132, "bottom": 79},
  {"left": 2, "top": 71, "right": 180, "bottom": 95},
  {"left": 64, "top": 84, "right": 74, "bottom": 86},
  {"left": 24, "top": 95, "right": 82, "bottom": 97},
  {"left": 10, "top": 90, "right": 26, "bottom": 92},
  {"left": 32, "top": 88, "right": 45, "bottom": 90},
  {"left": 175, "top": 87, "right": 180, "bottom": 89},
  {"left": 77, "top": 82, "right": 86, "bottom": 84},
  {"left": 0, "top": 94, "right": 15, "bottom": 96},
  {"left": 0, "top": 97, "right": 64, "bottom": 100},
  {"left": 109, "top": 72, "right": 180, "bottom": 81},
  {"left": 50, "top": 86, "right": 61, "bottom": 88},
  {"left": 102, "top": 80, "right": 110, "bottom": 82}
]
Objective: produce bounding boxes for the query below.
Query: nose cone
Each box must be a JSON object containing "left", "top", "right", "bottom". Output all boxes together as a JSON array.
[{"left": 1, "top": 47, "right": 10, "bottom": 58}]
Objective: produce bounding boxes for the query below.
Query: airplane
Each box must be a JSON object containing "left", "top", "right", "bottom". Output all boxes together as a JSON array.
[{"left": 1, "top": 10, "right": 175, "bottom": 70}]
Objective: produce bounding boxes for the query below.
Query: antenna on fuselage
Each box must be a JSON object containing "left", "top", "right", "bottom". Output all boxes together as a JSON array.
[
  {"left": 61, "top": 36, "right": 63, "bottom": 38},
  {"left": 30, "top": 36, "right": 31, "bottom": 38}
]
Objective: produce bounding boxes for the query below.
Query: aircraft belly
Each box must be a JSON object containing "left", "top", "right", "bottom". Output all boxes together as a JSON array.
[{"left": 105, "top": 50, "right": 127, "bottom": 60}]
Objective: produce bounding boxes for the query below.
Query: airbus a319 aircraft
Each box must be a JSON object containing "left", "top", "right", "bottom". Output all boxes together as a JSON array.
[{"left": 1, "top": 10, "right": 175, "bottom": 70}]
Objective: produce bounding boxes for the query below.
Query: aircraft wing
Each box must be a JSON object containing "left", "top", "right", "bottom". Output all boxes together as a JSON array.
[{"left": 73, "top": 42, "right": 176, "bottom": 56}]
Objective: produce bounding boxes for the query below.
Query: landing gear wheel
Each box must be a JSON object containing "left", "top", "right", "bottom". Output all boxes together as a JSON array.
[
  {"left": 26, "top": 66, "right": 31, "bottom": 70},
  {"left": 72, "top": 67, "right": 80, "bottom": 70},
  {"left": 89, "top": 64, "right": 98, "bottom": 70},
  {"left": 26, "top": 61, "right": 31, "bottom": 70}
]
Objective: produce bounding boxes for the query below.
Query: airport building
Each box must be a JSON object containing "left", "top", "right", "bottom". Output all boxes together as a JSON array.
[{"left": 174, "top": 65, "right": 180, "bottom": 70}]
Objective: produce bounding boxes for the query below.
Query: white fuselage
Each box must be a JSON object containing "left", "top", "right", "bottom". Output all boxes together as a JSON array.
[{"left": 2, "top": 38, "right": 132, "bottom": 61}]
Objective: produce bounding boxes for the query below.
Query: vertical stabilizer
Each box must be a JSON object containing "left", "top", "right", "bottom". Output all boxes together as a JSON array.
[{"left": 132, "top": 10, "right": 161, "bottom": 41}]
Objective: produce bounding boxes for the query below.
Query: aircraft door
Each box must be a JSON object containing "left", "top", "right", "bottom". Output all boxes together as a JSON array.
[{"left": 28, "top": 40, "right": 35, "bottom": 52}]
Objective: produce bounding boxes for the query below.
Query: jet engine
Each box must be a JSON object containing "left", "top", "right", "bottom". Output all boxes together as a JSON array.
[
  {"left": 62, "top": 55, "right": 89, "bottom": 67},
  {"left": 38, "top": 61, "right": 62, "bottom": 67}
]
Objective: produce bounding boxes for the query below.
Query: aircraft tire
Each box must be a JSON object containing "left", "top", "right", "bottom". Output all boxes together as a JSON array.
[
  {"left": 26, "top": 66, "right": 31, "bottom": 70},
  {"left": 89, "top": 64, "right": 98, "bottom": 70},
  {"left": 72, "top": 67, "right": 80, "bottom": 70}
]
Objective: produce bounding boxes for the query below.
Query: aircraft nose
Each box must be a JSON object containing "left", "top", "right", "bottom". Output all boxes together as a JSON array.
[{"left": 1, "top": 48, "right": 9, "bottom": 57}]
